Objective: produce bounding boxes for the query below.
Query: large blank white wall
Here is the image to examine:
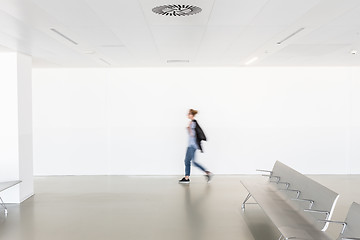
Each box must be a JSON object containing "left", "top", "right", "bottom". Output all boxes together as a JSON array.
[{"left": 32, "top": 67, "right": 360, "bottom": 175}]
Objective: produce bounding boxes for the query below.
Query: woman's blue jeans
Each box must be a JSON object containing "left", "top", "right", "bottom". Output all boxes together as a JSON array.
[{"left": 185, "top": 146, "right": 206, "bottom": 176}]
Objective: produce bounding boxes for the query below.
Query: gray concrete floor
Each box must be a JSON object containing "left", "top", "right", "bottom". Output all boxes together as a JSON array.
[{"left": 0, "top": 175, "right": 359, "bottom": 240}]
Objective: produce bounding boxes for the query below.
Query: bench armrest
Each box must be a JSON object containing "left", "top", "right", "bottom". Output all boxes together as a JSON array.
[
  {"left": 279, "top": 189, "right": 301, "bottom": 198},
  {"left": 277, "top": 182, "right": 290, "bottom": 189},
  {"left": 317, "top": 220, "right": 347, "bottom": 234},
  {"left": 291, "top": 198, "right": 314, "bottom": 209},
  {"left": 256, "top": 169, "right": 273, "bottom": 178},
  {"left": 304, "top": 209, "right": 330, "bottom": 219}
]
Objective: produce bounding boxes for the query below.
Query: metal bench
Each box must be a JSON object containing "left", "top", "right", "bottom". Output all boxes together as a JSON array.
[
  {"left": 0, "top": 180, "right": 22, "bottom": 216},
  {"left": 319, "top": 202, "right": 360, "bottom": 240},
  {"left": 241, "top": 161, "right": 339, "bottom": 240}
]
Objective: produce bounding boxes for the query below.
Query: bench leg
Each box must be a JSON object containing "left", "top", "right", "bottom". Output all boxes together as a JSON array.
[
  {"left": 0, "top": 197, "right": 7, "bottom": 217},
  {"left": 242, "top": 193, "right": 253, "bottom": 211}
]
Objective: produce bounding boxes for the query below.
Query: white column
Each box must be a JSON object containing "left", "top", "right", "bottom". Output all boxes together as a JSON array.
[{"left": 0, "top": 52, "right": 33, "bottom": 203}]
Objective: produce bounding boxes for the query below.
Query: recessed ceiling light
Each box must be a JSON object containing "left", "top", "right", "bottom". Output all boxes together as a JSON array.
[
  {"left": 153, "top": 5, "right": 202, "bottom": 16},
  {"left": 350, "top": 49, "right": 358, "bottom": 55},
  {"left": 277, "top": 28, "right": 305, "bottom": 45},
  {"left": 245, "top": 57, "right": 258, "bottom": 65},
  {"left": 167, "top": 60, "right": 190, "bottom": 63},
  {"left": 50, "top": 28, "right": 78, "bottom": 45}
]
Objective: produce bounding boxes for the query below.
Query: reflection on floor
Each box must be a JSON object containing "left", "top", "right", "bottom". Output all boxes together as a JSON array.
[{"left": 0, "top": 175, "right": 359, "bottom": 240}]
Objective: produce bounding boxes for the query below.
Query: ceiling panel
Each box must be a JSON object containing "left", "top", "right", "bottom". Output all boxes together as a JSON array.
[
  {"left": 110, "top": 26, "right": 160, "bottom": 64},
  {"left": 329, "top": 30, "right": 360, "bottom": 46},
  {"left": 207, "top": 0, "right": 268, "bottom": 26},
  {"left": 84, "top": 0, "right": 147, "bottom": 27},
  {"left": 328, "top": 5, "right": 360, "bottom": 26},
  {"left": 30, "top": 0, "right": 104, "bottom": 27},
  {"left": 0, "top": 0, "right": 59, "bottom": 29},
  {"left": 151, "top": 26, "right": 206, "bottom": 61},
  {"left": 259, "top": 47, "right": 360, "bottom": 66},
  {"left": 294, "top": 0, "right": 360, "bottom": 27},
  {"left": 224, "top": 26, "right": 284, "bottom": 61},
  {"left": 250, "top": 0, "right": 322, "bottom": 26},
  {"left": 150, "top": 26, "right": 206, "bottom": 46},
  {"left": 0, "top": 9, "right": 33, "bottom": 40},
  {"left": 257, "top": 55, "right": 309, "bottom": 66},
  {"left": 282, "top": 44, "right": 350, "bottom": 56},
  {"left": 292, "top": 25, "right": 360, "bottom": 45},
  {"left": 0, "top": 9, "right": 60, "bottom": 56},
  {"left": 69, "top": 27, "right": 123, "bottom": 47},
  {"left": 196, "top": 26, "right": 245, "bottom": 63}
]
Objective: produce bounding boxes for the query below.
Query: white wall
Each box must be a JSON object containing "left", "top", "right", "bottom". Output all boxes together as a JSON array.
[
  {"left": 32, "top": 67, "right": 360, "bottom": 175},
  {"left": 0, "top": 52, "right": 33, "bottom": 203},
  {"left": 0, "top": 53, "right": 19, "bottom": 181},
  {"left": 17, "top": 53, "right": 34, "bottom": 201}
]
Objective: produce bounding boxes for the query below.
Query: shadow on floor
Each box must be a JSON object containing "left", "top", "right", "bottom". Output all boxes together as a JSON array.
[{"left": 240, "top": 204, "right": 281, "bottom": 240}]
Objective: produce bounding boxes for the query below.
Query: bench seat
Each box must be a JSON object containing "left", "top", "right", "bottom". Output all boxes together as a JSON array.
[
  {"left": 0, "top": 181, "right": 22, "bottom": 192},
  {"left": 241, "top": 178, "right": 332, "bottom": 240},
  {"left": 0, "top": 180, "right": 22, "bottom": 216}
]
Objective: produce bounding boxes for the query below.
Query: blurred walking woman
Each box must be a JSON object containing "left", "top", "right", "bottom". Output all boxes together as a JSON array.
[{"left": 179, "top": 109, "right": 213, "bottom": 184}]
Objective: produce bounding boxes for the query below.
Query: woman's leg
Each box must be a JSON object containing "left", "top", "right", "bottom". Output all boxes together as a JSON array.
[
  {"left": 184, "top": 147, "right": 195, "bottom": 177},
  {"left": 193, "top": 155, "right": 213, "bottom": 182},
  {"left": 192, "top": 154, "right": 207, "bottom": 173}
]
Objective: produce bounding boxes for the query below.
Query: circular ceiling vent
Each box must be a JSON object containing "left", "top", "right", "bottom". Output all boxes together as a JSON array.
[{"left": 152, "top": 5, "right": 202, "bottom": 16}]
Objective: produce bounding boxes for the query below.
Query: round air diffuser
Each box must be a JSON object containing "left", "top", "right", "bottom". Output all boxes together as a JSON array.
[{"left": 152, "top": 5, "right": 202, "bottom": 16}]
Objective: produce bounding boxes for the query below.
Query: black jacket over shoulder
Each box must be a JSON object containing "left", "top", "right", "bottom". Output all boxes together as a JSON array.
[{"left": 192, "top": 119, "right": 207, "bottom": 152}]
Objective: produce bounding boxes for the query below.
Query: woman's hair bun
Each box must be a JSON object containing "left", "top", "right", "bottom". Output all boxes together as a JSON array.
[{"left": 189, "top": 109, "right": 198, "bottom": 116}]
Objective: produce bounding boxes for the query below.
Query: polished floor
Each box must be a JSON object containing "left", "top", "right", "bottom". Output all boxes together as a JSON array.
[{"left": 0, "top": 175, "right": 359, "bottom": 240}]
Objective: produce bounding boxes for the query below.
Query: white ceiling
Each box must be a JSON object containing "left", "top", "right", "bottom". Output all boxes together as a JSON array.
[{"left": 0, "top": 0, "right": 360, "bottom": 67}]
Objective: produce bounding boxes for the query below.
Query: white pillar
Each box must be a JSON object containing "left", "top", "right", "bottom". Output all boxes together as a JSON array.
[{"left": 0, "top": 52, "right": 33, "bottom": 203}]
